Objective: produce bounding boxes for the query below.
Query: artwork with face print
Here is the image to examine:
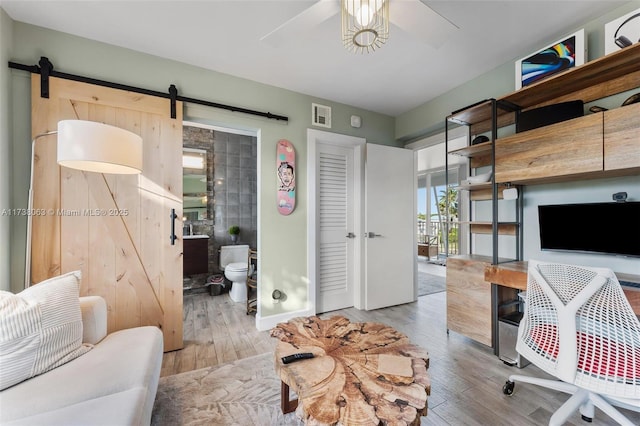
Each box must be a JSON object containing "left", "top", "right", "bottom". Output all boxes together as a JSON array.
[{"left": 277, "top": 139, "right": 296, "bottom": 215}]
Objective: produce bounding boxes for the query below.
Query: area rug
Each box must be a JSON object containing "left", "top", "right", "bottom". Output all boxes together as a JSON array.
[
  {"left": 418, "top": 272, "right": 446, "bottom": 296},
  {"left": 152, "top": 352, "right": 301, "bottom": 425}
]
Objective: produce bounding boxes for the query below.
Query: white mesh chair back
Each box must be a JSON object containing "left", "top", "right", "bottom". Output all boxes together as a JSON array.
[{"left": 516, "top": 260, "right": 640, "bottom": 399}]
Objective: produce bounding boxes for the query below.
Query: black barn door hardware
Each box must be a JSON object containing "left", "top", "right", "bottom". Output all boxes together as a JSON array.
[{"left": 9, "top": 57, "right": 288, "bottom": 122}]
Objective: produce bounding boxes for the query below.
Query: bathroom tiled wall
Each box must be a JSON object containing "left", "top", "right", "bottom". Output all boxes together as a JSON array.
[
  {"left": 212, "top": 130, "right": 258, "bottom": 259},
  {"left": 183, "top": 126, "right": 257, "bottom": 291}
]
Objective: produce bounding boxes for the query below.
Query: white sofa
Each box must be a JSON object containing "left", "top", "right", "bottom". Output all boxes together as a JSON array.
[{"left": 0, "top": 295, "right": 164, "bottom": 426}]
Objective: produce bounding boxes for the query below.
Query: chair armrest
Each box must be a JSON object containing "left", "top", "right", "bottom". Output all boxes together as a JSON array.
[{"left": 79, "top": 296, "right": 107, "bottom": 344}]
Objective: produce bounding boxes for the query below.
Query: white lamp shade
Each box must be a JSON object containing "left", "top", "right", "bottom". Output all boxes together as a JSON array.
[{"left": 57, "top": 120, "right": 143, "bottom": 174}]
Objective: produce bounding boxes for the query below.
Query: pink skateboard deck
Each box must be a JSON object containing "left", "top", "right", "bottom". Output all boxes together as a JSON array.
[{"left": 277, "top": 139, "right": 296, "bottom": 215}]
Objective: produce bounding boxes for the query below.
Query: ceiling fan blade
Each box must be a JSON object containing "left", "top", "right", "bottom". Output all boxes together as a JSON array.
[
  {"left": 390, "top": 0, "right": 458, "bottom": 49},
  {"left": 260, "top": 0, "right": 340, "bottom": 47}
]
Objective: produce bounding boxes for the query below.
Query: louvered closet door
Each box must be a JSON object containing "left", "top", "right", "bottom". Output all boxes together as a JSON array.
[
  {"left": 317, "top": 144, "right": 355, "bottom": 313},
  {"left": 30, "top": 76, "right": 183, "bottom": 351}
]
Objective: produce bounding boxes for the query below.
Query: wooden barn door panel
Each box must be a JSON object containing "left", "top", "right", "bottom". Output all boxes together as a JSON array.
[{"left": 31, "top": 76, "right": 183, "bottom": 351}]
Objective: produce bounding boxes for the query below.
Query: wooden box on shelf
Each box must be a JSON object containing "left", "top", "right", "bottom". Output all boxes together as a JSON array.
[
  {"left": 604, "top": 102, "right": 640, "bottom": 171},
  {"left": 494, "top": 113, "right": 603, "bottom": 184}
]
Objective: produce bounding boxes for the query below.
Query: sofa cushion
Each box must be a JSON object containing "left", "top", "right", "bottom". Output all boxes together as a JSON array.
[
  {"left": 79, "top": 296, "right": 108, "bottom": 344},
  {"left": 0, "top": 271, "right": 92, "bottom": 391},
  {"left": 0, "top": 325, "right": 163, "bottom": 424},
  {"left": 1, "top": 388, "right": 149, "bottom": 426}
]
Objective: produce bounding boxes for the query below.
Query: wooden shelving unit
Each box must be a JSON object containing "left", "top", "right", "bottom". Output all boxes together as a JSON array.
[
  {"left": 451, "top": 43, "right": 640, "bottom": 133},
  {"left": 445, "top": 98, "right": 523, "bottom": 354},
  {"left": 444, "top": 42, "right": 640, "bottom": 353},
  {"left": 445, "top": 98, "right": 523, "bottom": 264}
]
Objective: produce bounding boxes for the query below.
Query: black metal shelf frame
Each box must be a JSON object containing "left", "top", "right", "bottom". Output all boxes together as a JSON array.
[{"left": 445, "top": 98, "right": 524, "bottom": 356}]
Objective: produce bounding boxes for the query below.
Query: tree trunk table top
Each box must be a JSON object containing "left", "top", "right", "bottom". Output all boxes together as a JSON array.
[{"left": 270, "top": 315, "right": 431, "bottom": 425}]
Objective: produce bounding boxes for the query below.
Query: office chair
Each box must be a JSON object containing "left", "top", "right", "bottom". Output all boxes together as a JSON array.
[{"left": 503, "top": 260, "right": 640, "bottom": 425}]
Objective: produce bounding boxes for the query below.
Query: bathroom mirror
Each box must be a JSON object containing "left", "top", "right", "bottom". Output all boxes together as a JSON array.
[{"left": 183, "top": 148, "right": 208, "bottom": 221}]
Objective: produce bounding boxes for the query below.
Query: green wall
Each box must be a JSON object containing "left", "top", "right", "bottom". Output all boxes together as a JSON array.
[
  {"left": 2, "top": 17, "right": 396, "bottom": 323},
  {"left": 0, "top": 8, "right": 13, "bottom": 291},
  {"left": 396, "top": 1, "right": 640, "bottom": 143}
]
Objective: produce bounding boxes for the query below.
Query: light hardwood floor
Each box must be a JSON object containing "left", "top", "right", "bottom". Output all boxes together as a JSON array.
[{"left": 161, "top": 289, "right": 640, "bottom": 425}]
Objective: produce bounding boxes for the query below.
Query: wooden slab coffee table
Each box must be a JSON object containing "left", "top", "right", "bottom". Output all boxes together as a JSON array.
[{"left": 270, "top": 315, "right": 430, "bottom": 425}]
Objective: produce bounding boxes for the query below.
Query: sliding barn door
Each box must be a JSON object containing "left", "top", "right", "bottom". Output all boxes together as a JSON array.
[{"left": 31, "top": 75, "right": 183, "bottom": 351}]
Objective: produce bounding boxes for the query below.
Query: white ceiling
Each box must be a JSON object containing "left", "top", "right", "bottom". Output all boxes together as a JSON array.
[{"left": 1, "top": 1, "right": 625, "bottom": 117}]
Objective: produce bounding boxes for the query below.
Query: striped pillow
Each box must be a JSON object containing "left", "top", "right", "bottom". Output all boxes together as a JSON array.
[{"left": 0, "top": 271, "right": 92, "bottom": 391}]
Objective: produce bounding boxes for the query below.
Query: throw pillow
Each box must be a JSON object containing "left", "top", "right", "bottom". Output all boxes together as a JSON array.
[{"left": 0, "top": 271, "right": 92, "bottom": 390}]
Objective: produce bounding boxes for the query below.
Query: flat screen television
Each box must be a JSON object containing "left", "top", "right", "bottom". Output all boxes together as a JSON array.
[{"left": 538, "top": 202, "right": 640, "bottom": 258}]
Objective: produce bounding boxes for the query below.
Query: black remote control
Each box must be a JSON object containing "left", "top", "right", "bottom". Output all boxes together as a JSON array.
[{"left": 281, "top": 352, "right": 314, "bottom": 364}]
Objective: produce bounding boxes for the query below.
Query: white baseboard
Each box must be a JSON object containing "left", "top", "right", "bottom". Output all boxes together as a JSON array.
[{"left": 256, "top": 307, "right": 315, "bottom": 331}]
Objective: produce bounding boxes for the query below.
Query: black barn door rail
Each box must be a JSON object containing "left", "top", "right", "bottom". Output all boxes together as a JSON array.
[{"left": 8, "top": 57, "right": 288, "bottom": 122}]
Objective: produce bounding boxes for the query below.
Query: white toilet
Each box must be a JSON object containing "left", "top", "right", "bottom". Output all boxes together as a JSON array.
[{"left": 220, "top": 245, "right": 251, "bottom": 302}]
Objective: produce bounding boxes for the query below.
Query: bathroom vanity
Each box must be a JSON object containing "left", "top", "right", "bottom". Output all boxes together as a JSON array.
[{"left": 183, "top": 235, "right": 209, "bottom": 275}]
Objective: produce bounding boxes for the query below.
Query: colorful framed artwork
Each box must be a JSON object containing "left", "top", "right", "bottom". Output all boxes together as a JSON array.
[
  {"left": 605, "top": 8, "right": 640, "bottom": 55},
  {"left": 515, "top": 29, "right": 586, "bottom": 90}
]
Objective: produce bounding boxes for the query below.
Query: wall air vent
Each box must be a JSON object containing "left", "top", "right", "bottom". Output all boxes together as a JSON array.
[{"left": 312, "top": 103, "right": 332, "bottom": 128}]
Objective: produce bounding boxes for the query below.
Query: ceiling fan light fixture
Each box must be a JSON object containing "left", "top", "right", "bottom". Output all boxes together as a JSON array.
[{"left": 342, "top": 0, "right": 389, "bottom": 53}]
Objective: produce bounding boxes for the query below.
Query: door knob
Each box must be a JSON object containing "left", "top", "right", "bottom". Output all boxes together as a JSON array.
[
  {"left": 366, "top": 232, "right": 382, "bottom": 238},
  {"left": 346, "top": 232, "right": 356, "bottom": 238}
]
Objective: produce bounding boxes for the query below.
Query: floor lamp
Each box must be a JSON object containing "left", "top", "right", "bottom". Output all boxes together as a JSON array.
[{"left": 25, "top": 120, "right": 143, "bottom": 288}]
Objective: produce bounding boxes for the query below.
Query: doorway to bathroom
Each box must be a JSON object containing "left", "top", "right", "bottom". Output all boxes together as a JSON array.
[{"left": 182, "top": 122, "right": 258, "bottom": 294}]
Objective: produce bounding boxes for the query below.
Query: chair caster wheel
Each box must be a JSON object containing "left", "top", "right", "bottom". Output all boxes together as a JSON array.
[
  {"left": 503, "top": 380, "right": 515, "bottom": 395},
  {"left": 581, "top": 415, "right": 593, "bottom": 422}
]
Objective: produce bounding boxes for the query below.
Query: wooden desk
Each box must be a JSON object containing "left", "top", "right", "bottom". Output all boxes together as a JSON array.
[
  {"left": 446, "top": 256, "right": 493, "bottom": 347},
  {"left": 485, "top": 261, "right": 640, "bottom": 315}
]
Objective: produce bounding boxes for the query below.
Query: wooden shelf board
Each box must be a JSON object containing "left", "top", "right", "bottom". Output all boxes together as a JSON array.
[
  {"left": 448, "top": 140, "right": 492, "bottom": 158},
  {"left": 455, "top": 222, "right": 519, "bottom": 235},
  {"left": 457, "top": 182, "right": 492, "bottom": 191},
  {"left": 448, "top": 99, "right": 495, "bottom": 126},
  {"left": 501, "top": 43, "right": 640, "bottom": 110},
  {"left": 448, "top": 43, "right": 640, "bottom": 126},
  {"left": 448, "top": 98, "right": 519, "bottom": 126},
  {"left": 458, "top": 184, "right": 511, "bottom": 201}
]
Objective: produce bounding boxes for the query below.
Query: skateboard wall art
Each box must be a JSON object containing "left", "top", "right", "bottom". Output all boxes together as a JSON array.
[{"left": 277, "top": 139, "right": 296, "bottom": 215}]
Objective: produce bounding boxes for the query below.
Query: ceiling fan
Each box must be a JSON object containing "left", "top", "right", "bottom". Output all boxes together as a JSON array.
[{"left": 260, "top": 0, "right": 458, "bottom": 52}]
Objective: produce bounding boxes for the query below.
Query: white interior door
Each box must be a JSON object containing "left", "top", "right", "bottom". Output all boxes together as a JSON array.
[
  {"left": 365, "top": 144, "right": 416, "bottom": 310},
  {"left": 316, "top": 145, "right": 356, "bottom": 312}
]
